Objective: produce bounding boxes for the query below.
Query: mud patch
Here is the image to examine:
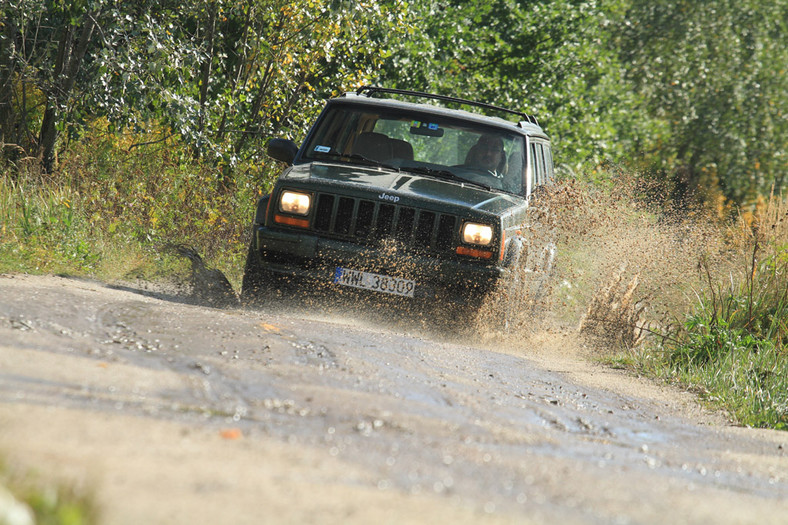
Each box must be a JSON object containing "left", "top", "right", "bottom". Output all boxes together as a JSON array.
[{"left": 163, "top": 244, "right": 239, "bottom": 308}]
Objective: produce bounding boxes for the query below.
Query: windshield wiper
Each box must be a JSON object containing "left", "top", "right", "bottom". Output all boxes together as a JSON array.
[
  {"left": 312, "top": 151, "right": 399, "bottom": 171},
  {"left": 403, "top": 166, "right": 492, "bottom": 191}
]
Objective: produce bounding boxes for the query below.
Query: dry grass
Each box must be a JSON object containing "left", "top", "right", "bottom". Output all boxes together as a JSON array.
[{"left": 579, "top": 264, "right": 647, "bottom": 348}]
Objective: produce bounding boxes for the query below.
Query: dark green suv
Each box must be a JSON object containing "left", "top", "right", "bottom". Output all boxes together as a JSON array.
[{"left": 242, "top": 87, "right": 554, "bottom": 308}]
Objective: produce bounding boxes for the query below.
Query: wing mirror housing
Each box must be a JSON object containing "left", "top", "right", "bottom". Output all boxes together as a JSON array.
[{"left": 267, "top": 138, "right": 298, "bottom": 165}]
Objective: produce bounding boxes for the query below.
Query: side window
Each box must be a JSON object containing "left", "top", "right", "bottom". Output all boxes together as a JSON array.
[
  {"left": 529, "top": 143, "right": 540, "bottom": 188},
  {"left": 543, "top": 145, "right": 554, "bottom": 180},
  {"left": 531, "top": 142, "right": 546, "bottom": 186}
]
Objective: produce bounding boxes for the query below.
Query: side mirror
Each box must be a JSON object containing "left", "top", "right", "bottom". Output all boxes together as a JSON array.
[{"left": 267, "top": 138, "right": 298, "bottom": 165}]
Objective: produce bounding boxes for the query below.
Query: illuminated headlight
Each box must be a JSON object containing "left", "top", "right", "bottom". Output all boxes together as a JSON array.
[
  {"left": 279, "top": 191, "right": 311, "bottom": 215},
  {"left": 462, "top": 222, "right": 493, "bottom": 246}
]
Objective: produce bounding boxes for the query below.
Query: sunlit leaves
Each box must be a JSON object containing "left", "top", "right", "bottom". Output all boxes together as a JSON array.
[
  {"left": 617, "top": 0, "right": 788, "bottom": 206},
  {"left": 2, "top": 0, "right": 408, "bottom": 182},
  {"left": 378, "top": 0, "right": 653, "bottom": 176},
  {"left": 4, "top": 0, "right": 783, "bottom": 204}
]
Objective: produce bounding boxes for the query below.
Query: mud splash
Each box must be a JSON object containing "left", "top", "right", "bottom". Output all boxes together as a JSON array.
[
  {"left": 163, "top": 243, "right": 239, "bottom": 308},
  {"left": 473, "top": 174, "right": 731, "bottom": 352},
  {"left": 166, "top": 172, "right": 730, "bottom": 353}
]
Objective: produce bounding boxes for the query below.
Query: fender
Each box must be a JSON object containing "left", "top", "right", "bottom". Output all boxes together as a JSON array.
[
  {"left": 502, "top": 235, "right": 524, "bottom": 268},
  {"left": 254, "top": 195, "right": 271, "bottom": 226}
]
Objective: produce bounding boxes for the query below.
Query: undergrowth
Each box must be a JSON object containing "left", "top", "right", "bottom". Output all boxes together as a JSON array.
[
  {"left": 0, "top": 121, "right": 270, "bottom": 286},
  {"left": 649, "top": 195, "right": 788, "bottom": 429},
  {"left": 563, "top": 173, "right": 788, "bottom": 430}
]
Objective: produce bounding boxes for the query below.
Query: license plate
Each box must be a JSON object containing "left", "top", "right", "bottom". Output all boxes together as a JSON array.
[{"left": 333, "top": 267, "right": 416, "bottom": 298}]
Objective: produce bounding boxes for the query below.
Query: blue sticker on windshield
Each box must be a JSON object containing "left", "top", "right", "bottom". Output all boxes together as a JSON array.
[
  {"left": 314, "top": 145, "right": 331, "bottom": 153},
  {"left": 410, "top": 121, "right": 440, "bottom": 130}
]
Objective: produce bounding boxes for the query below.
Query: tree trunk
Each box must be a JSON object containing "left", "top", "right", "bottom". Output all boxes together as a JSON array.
[
  {"left": 39, "top": 10, "right": 97, "bottom": 173},
  {"left": 197, "top": 3, "right": 217, "bottom": 143},
  {"left": 0, "top": 16, "right": 18, "bottom": 152}
]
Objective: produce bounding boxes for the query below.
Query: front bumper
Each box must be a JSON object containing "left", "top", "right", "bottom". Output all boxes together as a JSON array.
[{"left": 253, "top": 225, "right": 504, "bottom": 299}]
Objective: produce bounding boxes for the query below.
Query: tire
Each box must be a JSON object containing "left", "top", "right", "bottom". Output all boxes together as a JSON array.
[
  {"left": 240, "top": 237, "right": 286, "bottom": 306},
  {"left": 490, "top": 241, "right": 556, "bottom": 333}
]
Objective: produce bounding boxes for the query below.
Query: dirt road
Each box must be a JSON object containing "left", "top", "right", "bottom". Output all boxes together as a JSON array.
[{"left": 0, "top": 274, "right": 786, "bottom": 524}]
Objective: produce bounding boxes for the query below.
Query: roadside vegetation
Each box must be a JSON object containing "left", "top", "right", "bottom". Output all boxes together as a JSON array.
[
  {"left": 1, "top": 122, "right": 253, "bottom": 284},
  {"left": 636, "top": 195, "right": 788, "bottom": 430},
  {"left": 564, "top": 175, "right": 788, "bottom": 430},
  {"left": 1, "top": 462, "right": 97, "bottom": 525},
  {"left": 1, "top": 0, "right": 786, "bottom": 448}
]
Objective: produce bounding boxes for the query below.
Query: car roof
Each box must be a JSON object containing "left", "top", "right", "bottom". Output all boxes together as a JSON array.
[{"left": 331, "top": 92, "right": 548, "bottom": 139}]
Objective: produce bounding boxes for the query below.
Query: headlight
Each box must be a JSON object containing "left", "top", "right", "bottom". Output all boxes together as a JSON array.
[
  {"left": 279, "top": 191, "right": 311, "bottom": 215},
  {"left": 462, "top": 222, "right": 493, "bottom": 246}
]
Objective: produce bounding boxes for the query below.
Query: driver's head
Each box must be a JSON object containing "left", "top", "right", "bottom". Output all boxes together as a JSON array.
[{"left": 468, "top": 134, "right": 504, "bottom": 171}]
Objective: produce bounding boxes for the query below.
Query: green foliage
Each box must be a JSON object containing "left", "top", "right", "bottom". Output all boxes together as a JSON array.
[
  {"left": 1, "top": 121, "right": 254, "bottom": 283},
  {"left": 617, "top": 0, "right": 788, "bottom": 207},
  {"left": 2, "top": 0, "right": 785, "bottom": 207},
  {"left": 665, "top": 316, "right": 788, "bottom": 430},
  {"left": 376, "top": 0, "right": 787, "bottom": 208},
  {"left": 1, "top": 0, "right": 409, "bottom": 183},
  {"left": 638, "top": 196, "right": 788, "bottom": 429},
  {"left": 378, "top": 0, "right": 659, "bottom": 176}
]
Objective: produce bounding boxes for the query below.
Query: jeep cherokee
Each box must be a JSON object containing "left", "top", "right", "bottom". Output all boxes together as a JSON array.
[{"left": 241, "top": 87, "right": 554, "bottom": 308}]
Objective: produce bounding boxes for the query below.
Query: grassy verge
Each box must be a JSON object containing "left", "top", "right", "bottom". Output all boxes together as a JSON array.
[
  {"left": 1, "top": 122, "right": 269, "bottom": 287},
  {"left": 1, "top": 462, "right": 97, "bottom": 525},
  {"left": 561, "top": 177, "right": 788, "bottom": 430},
  {"left": 635, "top": 196, "right": 788, "bottom": 429}
]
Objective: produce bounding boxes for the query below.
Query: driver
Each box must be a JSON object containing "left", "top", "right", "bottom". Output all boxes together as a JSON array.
[{"left": 465, "top": 134, "right": 506, "bottom": 175}]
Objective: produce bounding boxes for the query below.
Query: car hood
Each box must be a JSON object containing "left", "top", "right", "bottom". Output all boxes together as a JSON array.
[{"left": 283, "top": 162, "right": 523, "bottom": 214}]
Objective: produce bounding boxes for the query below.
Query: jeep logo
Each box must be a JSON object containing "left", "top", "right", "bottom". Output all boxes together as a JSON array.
[{"left": 378, "top": 192, "right": 400, "bottom": 203}]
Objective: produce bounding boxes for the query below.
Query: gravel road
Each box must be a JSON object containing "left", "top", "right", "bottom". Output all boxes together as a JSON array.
[{"left": 0, "top": 274, "right": 786, "bottom": 524}]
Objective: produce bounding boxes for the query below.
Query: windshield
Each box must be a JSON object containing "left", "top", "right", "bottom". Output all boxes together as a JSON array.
[{"left": 302, "top": 104, "right": 526, "bottom": 194}]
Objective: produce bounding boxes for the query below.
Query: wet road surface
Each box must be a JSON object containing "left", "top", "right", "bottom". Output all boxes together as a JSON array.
[{"left": 0, "top": 274, "right": 786, "bottom": 524}]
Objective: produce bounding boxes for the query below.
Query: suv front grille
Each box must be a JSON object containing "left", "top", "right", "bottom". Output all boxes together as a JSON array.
[{"left": 311, "top": 193, "right": 457, "bottom": 253}]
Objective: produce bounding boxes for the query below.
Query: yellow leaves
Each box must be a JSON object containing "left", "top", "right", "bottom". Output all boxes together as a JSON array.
[{"left": 206, "top": 209, "right": 227, "bottom": 226}]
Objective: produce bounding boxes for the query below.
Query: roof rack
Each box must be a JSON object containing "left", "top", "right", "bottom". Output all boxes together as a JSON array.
[{"left": 355, "top": 86, "right": 539, "bottom": 126}]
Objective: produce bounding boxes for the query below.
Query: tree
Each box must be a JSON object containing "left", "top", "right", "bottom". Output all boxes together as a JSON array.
[
  {"left": 1, "top": 0, "right": 110, "bottom": 171},
  {"left": 377, "top": 0, "right": 656, "bottom": 176},
  {"left": 617, "top": 0, "right": 788, "bottom": 207},
  {"left": 87, "top": 0, "right": 410, "bottom": 187},
  {"left": 1, "top": 0, "right": 409, "bottom": 182}
]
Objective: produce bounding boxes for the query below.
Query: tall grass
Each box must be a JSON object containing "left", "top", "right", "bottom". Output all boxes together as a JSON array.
[
  {"left": 545, "top": 171, "right": 787, "bottom": 430},
  {"left": 1, "top": 122, "right": 267, "bottom": 284},
  {"left": 653, "top": 195, "right": 788, "bottom": 429}
]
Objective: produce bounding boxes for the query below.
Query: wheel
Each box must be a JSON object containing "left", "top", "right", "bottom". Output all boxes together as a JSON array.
[
  {"left": 240, "top": 237, "right": 291, "bottom": 306},
  {"left": 484, "top": 241, "right": 556, "bottom": 334}
]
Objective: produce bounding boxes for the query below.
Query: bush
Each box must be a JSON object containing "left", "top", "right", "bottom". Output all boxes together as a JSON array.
[
  {"left": 1, "top": 121, "right": 267, "bottom": 285},
  {"left": 650, "top": 193, "right": 788, "bottom": 429}
]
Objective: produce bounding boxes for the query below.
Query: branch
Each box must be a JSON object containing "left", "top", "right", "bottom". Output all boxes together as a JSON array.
[{"left": 128, "top": 133, "right": 173, "bottom": 151}]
